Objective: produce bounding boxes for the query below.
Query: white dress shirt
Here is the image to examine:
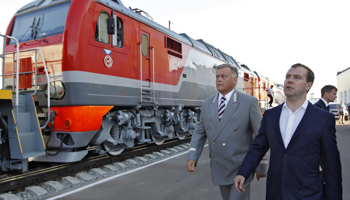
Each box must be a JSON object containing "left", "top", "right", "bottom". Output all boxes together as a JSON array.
[
  {"left": 279, "top": 100, "right": 308, "bottom": 148},
  {"left": 218, "top": 89, "right": 234, "bottom": 111}
]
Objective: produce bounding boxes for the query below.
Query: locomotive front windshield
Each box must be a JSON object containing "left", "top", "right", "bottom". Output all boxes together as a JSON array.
[{"left": 9, "top": 2, "right": 70, "bottom": 45}]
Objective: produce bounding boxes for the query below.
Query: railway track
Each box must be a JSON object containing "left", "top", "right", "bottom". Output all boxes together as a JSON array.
[{"left": 0, "top": 137, "right": 191, "bottom": 194}]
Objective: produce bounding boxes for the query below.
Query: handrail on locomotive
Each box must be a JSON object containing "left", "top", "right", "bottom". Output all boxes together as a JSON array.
[{"left": 0, "top": 34, "right": 51, "bottom": 129}]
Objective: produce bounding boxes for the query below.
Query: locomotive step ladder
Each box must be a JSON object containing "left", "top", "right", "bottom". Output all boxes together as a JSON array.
[
  {"left": 0, "top": 90, "right": 46, "bottom": 171},
  {"left": 0, "top": 34, "right": 49, "bottom": 171},
  {"left": 141, "top": 88, "right": 154, "bottom": 103},
  {"left": 139, "top": 44, "right": 158, "bottom": 105}
]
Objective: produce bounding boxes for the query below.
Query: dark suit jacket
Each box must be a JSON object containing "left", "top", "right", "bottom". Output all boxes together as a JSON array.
[
  {"left": 314, "top": 99, "right": 328, "bottom": 111},
  {"left": 237, "top": 102, "right": 342, "bottom": 200}
]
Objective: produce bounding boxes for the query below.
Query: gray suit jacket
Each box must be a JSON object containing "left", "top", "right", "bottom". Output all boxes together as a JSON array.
[{"left": 188, "top": 90, "right": 263, "bottom": 185}]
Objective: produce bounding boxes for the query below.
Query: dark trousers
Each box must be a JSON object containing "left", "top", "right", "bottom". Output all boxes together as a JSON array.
[
  {"left": 268, "top": 94, "right": 273, "bottom": 106},
  {"left": 339, "top": 112, "right": 344, "bottom": 124}
]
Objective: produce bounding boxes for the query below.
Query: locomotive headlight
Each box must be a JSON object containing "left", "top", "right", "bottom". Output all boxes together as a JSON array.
[
  {"left": 44, "top": 81, "right": 65, "bottom": 100},
  {"left": 55, "top": 81, "right": 65, "bottom": 98}
]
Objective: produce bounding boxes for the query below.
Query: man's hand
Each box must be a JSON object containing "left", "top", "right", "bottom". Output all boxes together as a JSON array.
[
  {"left": 234, "top": 175, "right": 246, "bottom": 192},
  {"left": 186, "top": 160, "right": 196, "bottom": 172},
  {"left": 256, "top": 173, "right": 267, "bottom": 180}
]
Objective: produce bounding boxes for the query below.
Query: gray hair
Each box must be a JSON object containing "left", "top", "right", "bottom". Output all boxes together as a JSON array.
[{"left": 216, "top": 63, "right": 238, "bottom": 77}]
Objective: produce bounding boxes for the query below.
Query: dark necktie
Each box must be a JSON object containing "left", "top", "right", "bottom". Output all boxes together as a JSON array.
[
  {"left": 218, "top": 96, "right": 226, "bottom": 119},
  {"left": 326, "top": 106, "right": 329, "bottom": 112}
]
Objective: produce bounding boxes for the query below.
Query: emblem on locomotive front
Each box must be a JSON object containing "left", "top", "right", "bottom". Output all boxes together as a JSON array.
[{"left": 104, "top": 55, "right": 113, "bottom": 68}]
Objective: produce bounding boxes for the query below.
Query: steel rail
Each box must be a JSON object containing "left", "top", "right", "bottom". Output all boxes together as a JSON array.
[{"left": 0, "top": 137, "right": 191, "bottom": 193}]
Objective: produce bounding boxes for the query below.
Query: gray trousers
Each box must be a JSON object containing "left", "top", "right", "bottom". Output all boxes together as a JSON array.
[{"left": 219, "top": 182, "right": 251, "bottom": 200}]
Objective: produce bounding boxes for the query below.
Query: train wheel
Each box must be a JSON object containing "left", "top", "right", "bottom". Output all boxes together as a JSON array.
[
  {"left": 176, "top": 128, "right": 187, "bottom": 140},
  {"left": 103, "top": 142, "right": 124, "bottom": 156},
  {"left": 151, "top": 134, "right": 165, "bottom": 145},
  {"left": 176, "top": 132, "right": 186, "bottom": 140}
]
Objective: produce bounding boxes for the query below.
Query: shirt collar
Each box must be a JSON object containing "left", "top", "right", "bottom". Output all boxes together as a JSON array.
[
  {"left": 219, "top": 89, "right": 235, "bottom": 101},
  {"left": 320, "top": 98, "right": 329, "bottom": 107},
  {"left": 283, "top": 99, "right": 308, "bottom": 113}
]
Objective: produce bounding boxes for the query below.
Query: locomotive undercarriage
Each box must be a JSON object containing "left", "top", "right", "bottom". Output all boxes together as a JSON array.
[
  {"left": 92, "top": 105, "right": 199, "bottom": 156},
  {"left": 33, "top": 105, "right": 199, "bottom": 163}
]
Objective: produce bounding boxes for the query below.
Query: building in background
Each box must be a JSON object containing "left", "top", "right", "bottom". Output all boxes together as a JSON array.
[
  {"left": 308, "top": 92, "right": 320, "bottom": 104},
  {"left": 337, "top": 67, "right": 350, "bottom": 104}
]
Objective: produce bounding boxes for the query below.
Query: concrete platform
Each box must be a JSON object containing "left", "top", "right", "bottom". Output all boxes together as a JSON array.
[
  {"left": 43, "top": 123, "right": 350, "bottom": 200},
  {"left": 47, "top": 146, "right": 266, "bottom": 200}
]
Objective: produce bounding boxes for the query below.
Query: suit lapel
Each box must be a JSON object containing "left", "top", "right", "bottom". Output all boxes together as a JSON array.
[
  {"left": 212, "top": 91, "right": 240, "bottom": 141},
  {"left": 289, "top": 102, "right": 317, "bottom": 145},
  {"left": 272, "top": 104, "right": 285, "bottom": 148},
  {"left": 210, "top": 93, "right": 219, "bottom": 128}
]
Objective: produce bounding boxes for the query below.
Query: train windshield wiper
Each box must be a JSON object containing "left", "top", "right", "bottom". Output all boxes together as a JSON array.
[
  {"left": 34, "top": 17, "right": 47, "bottom": 42},
  {"left": 16, "top": 17, "right": 37, "bottom": 45}
]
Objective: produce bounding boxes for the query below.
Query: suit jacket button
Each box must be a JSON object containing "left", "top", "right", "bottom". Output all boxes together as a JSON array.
[
  {"left": 213, "top": 142, "right": 215, "bottom": 145},
  {"left": 234, "top": 129, "right": 237, "bottom": 131},
  {"left": 284, "top": 154, "right": 288, "bottom": 157},
  {"left": 223, "top": 143, "right": 226, "bottom": 146},
  {"left": 223, "top": 157, "right": 226, "bottom": 159},
  {"left": 213, "top": 156, "right": 215, "bottom": 158}
]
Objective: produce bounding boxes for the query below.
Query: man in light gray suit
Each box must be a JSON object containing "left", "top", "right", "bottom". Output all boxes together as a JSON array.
[{"left": 186, "top": 63, "right": 265, "bottom": 200}]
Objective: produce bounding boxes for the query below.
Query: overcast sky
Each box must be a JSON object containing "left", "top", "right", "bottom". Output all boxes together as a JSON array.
[{"left": 1, "top": 0, "right": 350, "bottom": 99}]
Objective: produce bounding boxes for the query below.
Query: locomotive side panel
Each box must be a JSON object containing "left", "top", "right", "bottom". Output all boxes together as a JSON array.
[
  {"left": 0, "top": 0, "right": 285, "bottom": 167},
  {"left": 59, "top": 1, "right": 220, "bottom": 108}
]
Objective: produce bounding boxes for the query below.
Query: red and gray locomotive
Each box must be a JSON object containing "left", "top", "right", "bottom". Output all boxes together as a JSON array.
[{"left": 0, "top": 0, "right": 283, "bottom": 171}]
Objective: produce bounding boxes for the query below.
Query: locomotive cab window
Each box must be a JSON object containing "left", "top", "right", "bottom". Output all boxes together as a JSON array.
[
  {"left": 95, "top": 12, "right": 109, "bottom": 44},
  {"left": 112, "top": 17, "right": 123, "bottom": 48},
  {"left": 142, "top": 34, "right": 149, "bottom": 57},
  {"left": 9, "top": 2, "right": 70, "bottom": 45}
]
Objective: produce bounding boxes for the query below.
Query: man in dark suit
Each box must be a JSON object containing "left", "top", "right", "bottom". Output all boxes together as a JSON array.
[
  {"left": 186, "top": 64, "right": 266, "bottom": 200},
  {"left": 314, "top": 85, "right": 337, "bottom": 111},
  {"left": 234, "top": 63, "right": 342, "bottom": 200}
]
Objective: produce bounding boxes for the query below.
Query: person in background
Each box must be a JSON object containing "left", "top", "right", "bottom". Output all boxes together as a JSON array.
[
  {"left": 313, "top": 85, "right": 337, "bottom": 184},
  {"left": 314, "top": 85, "right": 337, "bottom": 111},
  {"left": 186, "top": 63, "right": 266, "bottom": 200},
  {"left": 267, "top": 85, "right": 274, "bottom": 107},
  {"left": 234, "top": 63, "right": 342, "bottom": 200},
  {"left": 338, "top": 101, "right": 347, "bottom": 124}
]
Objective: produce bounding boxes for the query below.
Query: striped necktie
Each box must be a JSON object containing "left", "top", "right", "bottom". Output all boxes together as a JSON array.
[{"left": 218, "top": 96, "right": 226, "bottom": 119}]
